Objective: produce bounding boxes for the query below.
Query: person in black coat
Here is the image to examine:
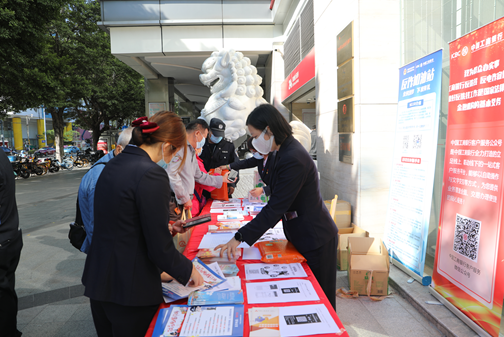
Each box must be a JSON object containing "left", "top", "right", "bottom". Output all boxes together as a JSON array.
[
  {"left": 0, "top": 150, "right": 23, "bottom": 337},
  {"left": 220, "top": 137, "right": 276, "bottom": 197},
  {"left": 216, "top": 104, "right": 338, "bottom": 309},
  {"left": 82, "top": 112, "right": 204, "bottom": 337},
  {"left": 200, "top": 118, "right": 240, "bottom": 196}
]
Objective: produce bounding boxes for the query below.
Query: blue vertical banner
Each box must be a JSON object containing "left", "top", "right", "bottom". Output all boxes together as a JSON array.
[{"left": 384, "top": 50, "right": 443, "bottom": 282}]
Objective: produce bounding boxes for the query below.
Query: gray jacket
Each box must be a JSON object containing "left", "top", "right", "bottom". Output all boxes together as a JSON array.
[{"left": 166, "top": 143, "right": 223, "bottom": 204}]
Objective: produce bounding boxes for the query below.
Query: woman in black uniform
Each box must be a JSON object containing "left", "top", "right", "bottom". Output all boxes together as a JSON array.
[
  {"left": 216, "top": 104, "right": 338, "bottom": 309},
  {"left": 82, "top": 112, "right": 204, "bottom": 336}
]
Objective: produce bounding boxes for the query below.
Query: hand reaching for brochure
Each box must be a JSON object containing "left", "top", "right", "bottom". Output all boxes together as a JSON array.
[
  {"left": 188, "top": 265, "right": 204, "bottom": 287},
  {"left": 250, "top": 187, "right": 263, "bottom": 197},
  {"left": 215, "top": 238, "right": 241, "bottom": 262}
]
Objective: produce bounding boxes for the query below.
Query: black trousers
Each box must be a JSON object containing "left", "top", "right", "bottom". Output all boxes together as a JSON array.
[
  {"left": 0, "top": 230, "right": 23, "bottom": 337},
  {"left": 302, "top": 236, "right": 337, "bottom": 310},
  {"left": 90, "top": 299, "right": 159, "bottom": 337}
]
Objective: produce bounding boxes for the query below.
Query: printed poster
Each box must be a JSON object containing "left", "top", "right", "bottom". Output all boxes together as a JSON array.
[
  {"left": 384, "top": 49, "right": 443, "bottom": 277},
  {"left": 432, "top": 17, "right": 504, "bottom": 336}
]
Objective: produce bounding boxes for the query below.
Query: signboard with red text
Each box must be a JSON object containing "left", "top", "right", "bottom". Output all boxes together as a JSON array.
[
  {"left": 432, "top": 17, "right": 504, "bottom": 336},
  {"left": 280, "top": 48, "right": 315, "bottom": 102}
]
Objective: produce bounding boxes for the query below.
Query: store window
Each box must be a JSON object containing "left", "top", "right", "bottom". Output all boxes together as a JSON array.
[{"left": 400, "top": 0, "right": 504, "bottom": 275}]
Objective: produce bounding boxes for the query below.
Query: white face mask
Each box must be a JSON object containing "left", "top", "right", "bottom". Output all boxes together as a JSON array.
[
  {"left": 253, "top": 152, "right": 263, "bottom": 160},
  {"left": 252, "top": 128, "right": 274, "bottom": 155}
]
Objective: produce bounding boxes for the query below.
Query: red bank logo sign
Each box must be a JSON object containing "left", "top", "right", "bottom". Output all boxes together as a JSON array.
[{"left": 281, "top": 48, "right": 315, "bottom": 101}]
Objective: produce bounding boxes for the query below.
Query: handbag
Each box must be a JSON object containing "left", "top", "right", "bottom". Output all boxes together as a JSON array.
[
  {"left": 69, "top": 197, "right": 86, "bottom": 250},
  {"left": 173, "top": 209, "right": 194, "bottom": 253}
]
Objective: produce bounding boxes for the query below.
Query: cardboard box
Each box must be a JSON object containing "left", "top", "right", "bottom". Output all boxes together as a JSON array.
[
  {"left": 337, "top": 224, "right": 369, "bottom": 270},
  {"left": 347, "top": 237, "right": 389, "bottom": 296},
  {"left": 324, "top": 199, "right": 351, "bottom": 228}
]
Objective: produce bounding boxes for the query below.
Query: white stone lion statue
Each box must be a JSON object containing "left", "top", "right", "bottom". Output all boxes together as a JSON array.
[{"left": 200, "top": 49, "right": 267, "bottom": 141}]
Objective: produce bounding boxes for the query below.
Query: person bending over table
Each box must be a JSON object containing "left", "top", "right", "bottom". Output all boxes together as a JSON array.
[
  {"left": 219, "top": 137, "right": 276, "bottom": 198},
  {"left": 82, "top": 112, "right": 204, "bottom": 337},
  {"left": 216, "top": 104, "right": 338, "bottom": 309}
]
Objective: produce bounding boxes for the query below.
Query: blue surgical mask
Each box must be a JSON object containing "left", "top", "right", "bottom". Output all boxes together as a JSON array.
[
  {"left": 157, "top": 142, "right": 169, "bottom": 170},
  {"left": 210, "top": 134, "right": 223, "bottom": 144},
  {"left": 253, "top": 152, "right": 263, "bottom": 160},
  {"left": 196, "top": 135, "right": 206, "bottom": 149}
]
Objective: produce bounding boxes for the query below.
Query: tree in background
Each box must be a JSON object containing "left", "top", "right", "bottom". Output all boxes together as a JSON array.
[
  {"left": 1, "top": 0, "right": 144, "bottom": 156},
  {"left": 68, "top": 1, "right": 143, "bottom": 149}
]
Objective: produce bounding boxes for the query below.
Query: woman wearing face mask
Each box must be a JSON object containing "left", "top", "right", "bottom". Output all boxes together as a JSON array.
[
  {"left": 82, "top": 112, "right": 204, "bottom": 337},
  {"left": 219, "top": 137, "right": 276, "bottom": 198},
  {"left": 215, "top": 104, "right": 338, "bottom": 309}
]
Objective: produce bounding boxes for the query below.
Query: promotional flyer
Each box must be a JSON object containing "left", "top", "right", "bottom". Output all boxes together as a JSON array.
[
  {"left": 432, "top": 17, "right": 504, "bottom": 336},
  {"left": 384, "top": 50, "right": 443, "bottom": 278}
]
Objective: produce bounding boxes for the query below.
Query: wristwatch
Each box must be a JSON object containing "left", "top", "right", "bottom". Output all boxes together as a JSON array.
[{"left": 234, "top": 231, "right": 244, "bottom": 242}]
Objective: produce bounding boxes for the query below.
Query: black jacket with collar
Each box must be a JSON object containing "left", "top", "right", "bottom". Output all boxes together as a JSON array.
[
  {"left": 0, "top": 150, "right": 19, "bottom": 243},
  {"left": 82, "top": 145, "right": 193, "bottom": 306},
  {"left": 200, "top": 138, "right": 240, "bottom": 187},
  {"left": 237, "top": 136, "right": 338, "bottom": 253}
]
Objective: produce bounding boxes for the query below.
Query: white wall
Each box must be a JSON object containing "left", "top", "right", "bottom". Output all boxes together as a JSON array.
[{"left": 314, "top": 0, "right": 400, "bottom": 239}]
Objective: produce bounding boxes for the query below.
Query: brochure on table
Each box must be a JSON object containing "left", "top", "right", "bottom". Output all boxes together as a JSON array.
[
  {"left": 153, "top": 305, "right": 245, "bottom": 337},
  {"left": 246, "top": 279, "right": 319, "bottom": 304},
  {"left": 162, "top": 258, "right": 226, "bottom": 301},
  {"left": 278, "top": 304, "right": 340, "bottom": 336},
  {"left": 244, "top": 263, "right": 307, "bottom": 280}
]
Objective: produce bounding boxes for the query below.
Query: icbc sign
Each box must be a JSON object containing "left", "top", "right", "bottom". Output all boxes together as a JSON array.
[{"left": 281, "top": 48, "right": 315, "bottom": 101}]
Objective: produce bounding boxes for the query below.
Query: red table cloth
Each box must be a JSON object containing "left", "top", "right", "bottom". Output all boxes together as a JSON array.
[{"left": 145, "top": 200, "right": 348, "bottom": 337}]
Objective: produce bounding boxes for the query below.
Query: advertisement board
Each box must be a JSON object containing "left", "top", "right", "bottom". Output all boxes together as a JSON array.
[
  {"left": 383, "top": 50, "right": 443, "bottom": 281},
  {"left": 432, "top": 17, "right": 504, "bottom": 336}
]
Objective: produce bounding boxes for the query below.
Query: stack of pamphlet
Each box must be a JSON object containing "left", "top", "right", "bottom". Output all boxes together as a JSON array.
[
  {"left": 161, "top": 257, "right": 226, "bottom": 303},
  {"left": 207, "top": 221, "right": 242, "bottom": 232},
  {"left": 153, "top": 304, "right": 245, "bottom": 337}
]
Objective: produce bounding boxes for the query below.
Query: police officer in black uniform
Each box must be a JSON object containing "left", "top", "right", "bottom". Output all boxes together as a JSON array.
[{"left": 200, "top": 118, "right": 240, "bottom": 196}]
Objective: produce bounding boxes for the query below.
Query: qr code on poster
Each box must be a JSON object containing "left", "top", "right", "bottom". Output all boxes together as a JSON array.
[
  {"left": 453, "top": 214, "right": 481, "bottom": 262},
  {"left": 413, "top": 135, "right": 422, "bottom": 149},
  {"left": 403, "top": 135, "right": 409, "bottom": 150}
]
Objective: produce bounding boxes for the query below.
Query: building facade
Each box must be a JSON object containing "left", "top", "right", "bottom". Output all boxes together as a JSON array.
[{"left": 98, "top": 0, "right": 504, "bottom": 281}]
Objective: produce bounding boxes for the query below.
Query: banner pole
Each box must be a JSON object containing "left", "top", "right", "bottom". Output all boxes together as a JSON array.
[
  {"left": 428, "top": 287, "right": 492, "bottom": 337},
  {"left": 391, "top": 258, "right": 431, "bottom": 286}
]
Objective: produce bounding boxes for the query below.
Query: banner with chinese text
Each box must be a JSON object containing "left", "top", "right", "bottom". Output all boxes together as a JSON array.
[
  {"left": 432, "top": 17, "right": 504, "bottom": 336},
  {"left": 384, "top": 50, "right": 443, "bottom": 279}
]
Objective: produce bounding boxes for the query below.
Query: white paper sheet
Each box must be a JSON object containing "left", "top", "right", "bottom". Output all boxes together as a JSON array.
[
  {"left": 244, "top": 263, "right": 307, "bottom": 280},
  {"left": 210, "top": 207, "right": 242, "bottom": 214},
  {"left": 255, "top": 228, "right": 287, "bottom": 243},
  {"left": 207, "top": 262, "right": 231, "bottom": 291},
  {"left": 198, "top": 233, "right": 250, "bottom": 249},
  {"left": 245, "top": 279, "right": 319, "bottom": 304},
  {"left": 278, "top": 304, "right": 339, "bottom": 336},
  {"left": 225, "top": 276, "right": 241, "bottom": 291},
  {"left": 242, "top": 247, "right": 262, "bottom": 260},
  {"left": 179, "top": 306, "right": 235, "bottom": 336}
]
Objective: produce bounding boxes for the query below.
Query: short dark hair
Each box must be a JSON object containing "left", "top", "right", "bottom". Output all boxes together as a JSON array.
[
  {"left": 186, "top": 119, "right": 209, "bottom": 132},
  {"left": 246, "top": 104, "right": 292, "bottom": 145},
  {"left": 246, "top": 137, "right": 255, "bottom": 151}
]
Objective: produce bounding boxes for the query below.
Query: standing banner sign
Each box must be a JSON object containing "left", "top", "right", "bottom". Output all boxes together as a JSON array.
[
  {"left": 432, "top": 17, "right": 504, "bottom": 336},
  {"left": 384, "top": 50, "right": 443, "bottom": 283}
]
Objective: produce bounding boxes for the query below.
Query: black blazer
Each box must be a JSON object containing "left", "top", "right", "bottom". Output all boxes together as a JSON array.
[
  {"left": 82, "top": 146, "right": 193, "bottom": 306},
  {"left": 0, "top": 150, "right": 19, "bottom": 242},
  {"left": 238, "top": 136, "right": 338, "bottom": 254}
]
